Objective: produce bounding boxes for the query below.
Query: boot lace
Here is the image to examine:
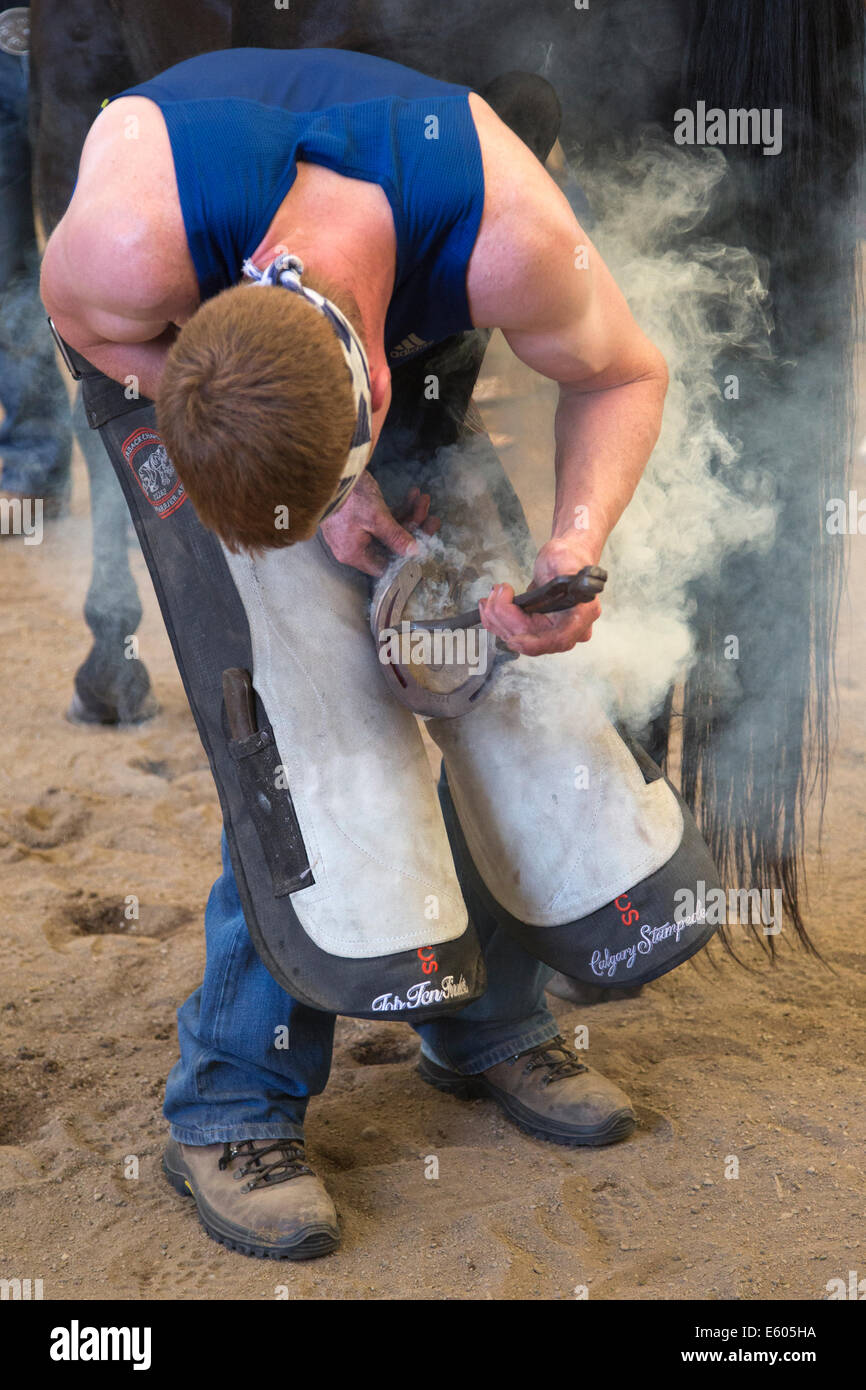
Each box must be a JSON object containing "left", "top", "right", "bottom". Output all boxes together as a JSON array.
[
  {"left": 218, "top": 1139, "right": 312, "bottom": 1193},
  {"left": 516, "top": 1035, "right": 589, "bottom": 1086}
]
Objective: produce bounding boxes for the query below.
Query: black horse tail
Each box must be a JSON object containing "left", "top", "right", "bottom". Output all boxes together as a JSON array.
[{"left": 673, "top": 1, "right": 865, "bottom": 954}]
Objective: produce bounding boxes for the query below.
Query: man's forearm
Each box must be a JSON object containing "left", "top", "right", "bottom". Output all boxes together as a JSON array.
[{"left": 551, "top": 373, "right": 667, "bottom": 562}]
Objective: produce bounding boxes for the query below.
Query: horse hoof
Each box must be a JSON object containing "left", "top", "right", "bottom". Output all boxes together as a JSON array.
[
  {"left": 545, "top": 972, "right": 645, "bottom": 1006},
  {"left": 65, "top": 689, "right": 161, "bottom": 727},
  {"left": 115, "top": 688, "right": 161, "bottom": 726}
]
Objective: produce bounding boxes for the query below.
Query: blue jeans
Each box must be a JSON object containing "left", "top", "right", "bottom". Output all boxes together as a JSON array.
[
  {"left": 0, "top": 49, "right": 71, "bottom": 496},
  {"left": 165, "top": 833, "right": 558, "bottom": 1143}
]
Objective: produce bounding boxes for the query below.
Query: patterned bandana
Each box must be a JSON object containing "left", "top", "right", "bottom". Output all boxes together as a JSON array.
[{"left": 241, "top": 252, "right": 373, "bottom": 522}]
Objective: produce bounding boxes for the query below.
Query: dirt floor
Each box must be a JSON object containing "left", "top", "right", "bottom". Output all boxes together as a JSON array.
[{"left": 0, "top": 333, "right": 864, "bottom": 1302}]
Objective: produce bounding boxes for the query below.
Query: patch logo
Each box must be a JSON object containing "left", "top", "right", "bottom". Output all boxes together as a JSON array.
[
  {"left": 388, "top": 332, "right": 433, "bottom": 361},
  {"left": 417, "top": 945, "right": 438, "bottom": 975},
  {"left": 371, "top": 974, "right": 469, "bottom": 1012},
  {"left": 121, "top": 428, "right": 186, "bottom": 518},
  {"left": 588, "top": 906, "right": 708, "bottom": 979}
]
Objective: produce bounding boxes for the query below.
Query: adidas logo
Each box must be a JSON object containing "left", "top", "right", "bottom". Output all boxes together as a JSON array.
[{"left": 389, "top": 332, "right": 432, "bottom": 360}]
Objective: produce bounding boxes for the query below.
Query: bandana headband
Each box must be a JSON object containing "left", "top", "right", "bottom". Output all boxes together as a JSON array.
[{"left": 241, "top": 252, "right": 373, "bottom": 522}]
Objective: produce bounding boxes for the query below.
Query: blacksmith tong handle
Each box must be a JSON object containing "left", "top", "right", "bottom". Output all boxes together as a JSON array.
[{"left": 410, "top": 564, "right": 608, "bottom": 632}]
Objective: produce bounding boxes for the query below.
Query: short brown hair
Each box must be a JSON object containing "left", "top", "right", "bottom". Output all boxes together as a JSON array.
[{"left": 156, "top": 275, "right": 360, "bottom": 552}]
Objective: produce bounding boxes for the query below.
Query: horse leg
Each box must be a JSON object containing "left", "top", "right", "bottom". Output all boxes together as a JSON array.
[{"left": 67, "top": 385, "right": 158, "bottom": 725}]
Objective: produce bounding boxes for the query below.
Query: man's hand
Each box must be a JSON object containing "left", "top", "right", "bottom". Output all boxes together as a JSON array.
[
  {"left": 319, "top": 474, "right": 439, "bottom": 576},
  {"left": 478, "top": 535, "right": 602, "bottom": 656}
]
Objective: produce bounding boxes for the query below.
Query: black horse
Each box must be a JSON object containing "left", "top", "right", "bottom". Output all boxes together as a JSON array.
[{"left": 27, "top": 1, "right": 865, "bottom": 950}]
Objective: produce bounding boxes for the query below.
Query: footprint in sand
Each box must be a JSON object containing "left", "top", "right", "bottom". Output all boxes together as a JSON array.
[
  {"left": 347, "top": 1031, "right": 420, "bottom": 1066},
  {"left": 632, "top": 1104, "right": 676, "bottom": 1141},
  {"left": 128, "top": 752, "right": 210, "bottom": 782},
  {"left": 6, "top": 789, "right": 89, "bottom": 852},
  {"left": 44, "top": 892, "right": 193, "bottom": 947},
  {"left": 0, "top": 1080, "right": 50, "bottom": 1147}
]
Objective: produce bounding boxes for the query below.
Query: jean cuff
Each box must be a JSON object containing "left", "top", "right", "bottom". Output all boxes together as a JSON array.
[
  {"left": 168, "top": 1120, "right": 306, "bottom": 1145},
  {"left": 419, "top": 1022, "right": 560, "bottom": 1076}
]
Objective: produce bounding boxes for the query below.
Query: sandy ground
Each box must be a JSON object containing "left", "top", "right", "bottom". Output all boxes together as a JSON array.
[{"left": 0, "top": 332, "right": 864, "bottom": 1303}]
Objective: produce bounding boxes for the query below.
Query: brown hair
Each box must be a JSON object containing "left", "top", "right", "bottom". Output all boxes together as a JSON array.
[{"left": 156, "top": 274, "right": 360, "bottom": 552}]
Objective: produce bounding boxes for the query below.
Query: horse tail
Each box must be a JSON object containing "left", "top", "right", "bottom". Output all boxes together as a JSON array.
[{"left": 676, "top": 1, "right": 865, "bottom": 953}]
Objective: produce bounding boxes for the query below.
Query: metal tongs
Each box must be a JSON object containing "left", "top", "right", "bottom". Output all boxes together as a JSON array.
[{"left": 408, "top": 564, "right": 607, "bottom": 632}]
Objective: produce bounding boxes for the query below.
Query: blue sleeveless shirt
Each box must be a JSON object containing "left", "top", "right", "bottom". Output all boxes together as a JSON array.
[{"left": 109, "top": 47, "right": 485, "bottom": 364}]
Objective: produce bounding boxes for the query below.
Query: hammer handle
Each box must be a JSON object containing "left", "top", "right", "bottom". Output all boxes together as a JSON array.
[{"left": 222, "top": 667, "right": 258, "bottom": 741}]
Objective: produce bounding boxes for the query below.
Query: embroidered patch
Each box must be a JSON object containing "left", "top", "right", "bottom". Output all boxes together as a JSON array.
[
  {"left": 121, "top": 427, "right": 186, "bottom": 518},
  {"left": 588, "top": 906, "right": 708, "bottom": 980},
  {"left": 371, "top": 974, "right": 469, "bottom": 1012}
]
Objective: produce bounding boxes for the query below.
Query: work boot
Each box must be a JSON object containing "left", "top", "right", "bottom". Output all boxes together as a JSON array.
[
  {"left": 418, "top": 1034, "right": 636, "bottom": 1147},
  {"left": 163, "top": 1137, "right": 339, "bottom": 1260}
]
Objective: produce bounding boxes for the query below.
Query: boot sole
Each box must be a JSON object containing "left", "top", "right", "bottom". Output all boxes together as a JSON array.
[
  {"left": 417, "top": 1056, "right": 636, "bottom": 1148},
  {"left": 162, "top": 1153, "right": 340, "bottom": 1261}
]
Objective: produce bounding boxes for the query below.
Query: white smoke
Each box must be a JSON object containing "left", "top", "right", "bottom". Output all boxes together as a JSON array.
[
  {"left": 567, "top": 142, "right": 778, "bottom": 728},
  {"left": 373, "top": 141, "right": 780, "bottom": 733}
]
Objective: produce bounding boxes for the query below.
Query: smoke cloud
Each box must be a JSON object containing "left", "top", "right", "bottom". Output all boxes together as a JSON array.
[
  {"left": 376, "top": 141, "right": 782, "bottom": 734},
  {"left": 569, "top": 141, "right": 778, "bottom": 728}
]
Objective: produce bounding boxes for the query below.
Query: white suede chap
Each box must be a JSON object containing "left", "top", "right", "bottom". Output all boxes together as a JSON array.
[{"left": 223, "top": 537, "right": 468, "bottom": 959}]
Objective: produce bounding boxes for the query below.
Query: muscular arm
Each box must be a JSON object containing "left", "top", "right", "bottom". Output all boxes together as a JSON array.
[
  {"left": 46, "top": 313, "right": 178, "bottom": 401},
  {"left": 466, "top": 105, "right": 667, "bottom": 652},
  {"left": 499, "top": 220, "right": 667, "bottom": 570},
  {"left": 40, "top": 219, "right": 182, "bottom": 400}
]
